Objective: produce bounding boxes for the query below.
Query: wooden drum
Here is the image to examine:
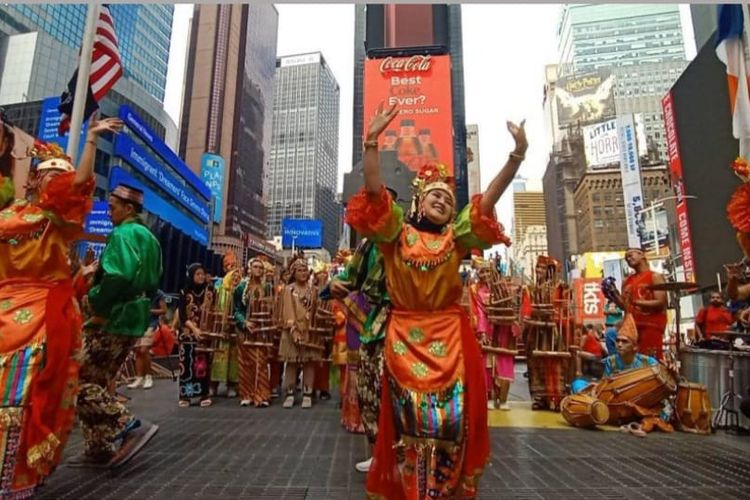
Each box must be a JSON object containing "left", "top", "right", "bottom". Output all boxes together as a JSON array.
[
  {"left": 593, "top": 365, "right": 676, "bottom": 424},
  {"left": 675, "top": 382, "right": 712, "bottom": 435},
  {"left": 561, "top": 393, "right": 610, "bottom": 428}
]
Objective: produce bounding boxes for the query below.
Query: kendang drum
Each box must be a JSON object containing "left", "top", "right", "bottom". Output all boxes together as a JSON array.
[
  {"left": 675, "top": 382, "right": 713, "bottom": 435},
  {"left": 593, "top": 365, "right": 676, "bottom": 424},
  {"left": 561, "top": 393, "right": 610, "bottom": 428}
]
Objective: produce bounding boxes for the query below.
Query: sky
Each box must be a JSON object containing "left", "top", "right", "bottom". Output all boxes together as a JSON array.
[{"left": 164, "top": 3, "right": 697, "bottom": 242}]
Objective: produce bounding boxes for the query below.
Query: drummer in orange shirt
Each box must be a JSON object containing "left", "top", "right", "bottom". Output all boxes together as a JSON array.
[{"left": 694, "top": 292, "right": 733, "bottom": 341}]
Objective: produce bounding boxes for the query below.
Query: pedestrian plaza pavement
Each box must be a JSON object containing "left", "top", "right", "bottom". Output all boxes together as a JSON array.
[{"left": 38, "top": 375, "right": 750, "bottom": 499}]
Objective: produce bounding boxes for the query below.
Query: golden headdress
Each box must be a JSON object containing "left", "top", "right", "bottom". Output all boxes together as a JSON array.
[
  {"left": 247, "top": 256, "right": 264, "bottom": 267},
  {"left": 222, "top": 250, "right": 238, "bottom": 273},
  {"left": 410, "top": 162, "right": 456, "bottom": 217},
  {"left": 288, "top": 257, "right": 308, "bottom": 274},
  {"left": 28, "top": 140, "right": 74, "bottom": 173},
  {"left": 471, "top": 255, "right": 490, "bottom": 269},
  {"left": 312, "top": 261, "right": 329, "bottom": 275},
  {"left": 536, "top": 255, "right": 561, "bottom": 271}
]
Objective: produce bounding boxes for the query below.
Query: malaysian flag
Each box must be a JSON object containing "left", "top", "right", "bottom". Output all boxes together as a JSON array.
[{"left": 58, "top": 4, "right": 123, "bottom": 135}]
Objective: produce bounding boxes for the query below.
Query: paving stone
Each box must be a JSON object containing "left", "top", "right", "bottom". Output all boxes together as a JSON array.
[{"left": 35, "top": 380, "right": 750, "bottom": 499}]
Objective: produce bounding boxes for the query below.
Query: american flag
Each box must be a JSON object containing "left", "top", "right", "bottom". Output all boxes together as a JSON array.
[{"left": 58, "top": 4, "right": 123, "bottom": 135}]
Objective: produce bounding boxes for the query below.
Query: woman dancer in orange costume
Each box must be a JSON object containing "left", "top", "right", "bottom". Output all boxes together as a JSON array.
[{"left": 348, "top": 102, "right": 526, "bottom": 499}]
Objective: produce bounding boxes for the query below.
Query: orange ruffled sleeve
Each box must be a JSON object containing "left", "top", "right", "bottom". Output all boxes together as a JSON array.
[
  {"left": 727, "top": 183, "right": 750, "bottom": 232},
  {"left": 345, "top": 186, "right": 404, "bottom": 243},
  {"left": 38, "top": 172, "right": 95, "bottom": 227},
  {"left": 454, "top": 194, "right": 511, "bottom": 250}
]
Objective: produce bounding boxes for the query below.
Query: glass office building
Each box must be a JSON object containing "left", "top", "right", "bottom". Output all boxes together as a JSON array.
[
  {"left": 556, "top": 4, "right": 688, "bottom": 161},
  {"left": 269, "top": 53, "right": 340, "bottom": 254},
  {"left": 0, "top": 4, "right": 172, "bottom": 102}
]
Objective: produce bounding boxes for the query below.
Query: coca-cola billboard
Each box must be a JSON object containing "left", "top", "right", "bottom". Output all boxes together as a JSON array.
[{"left": 363, "top": 54, "right": 454, "bottom": 174}]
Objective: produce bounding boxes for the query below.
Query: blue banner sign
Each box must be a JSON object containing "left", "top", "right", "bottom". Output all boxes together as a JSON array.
[
  {"left": 114, "top": 133, "right": 210, "bottom": 223},
  {"left": 84, "top": 200, "right": 113, "bottom": 236},
  {"left": 282, "top": 219, "right": 323, "bottom": 249},
  {"left": 38, "top": 96, "right": 88, "bottom": 159},
  {"left": 109, "top": 167, "right": 208, "bottom": 246},
  {"left": 200, "top": 153, "right": 225, "bottom": 223},
  {"left": 118, "top": 104, "right": 211, "bottom": 200}
]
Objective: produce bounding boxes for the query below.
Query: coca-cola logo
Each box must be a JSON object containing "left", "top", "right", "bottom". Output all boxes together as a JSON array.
[{"left": 379, "top": 55, "right": 432, "bottom": 74}]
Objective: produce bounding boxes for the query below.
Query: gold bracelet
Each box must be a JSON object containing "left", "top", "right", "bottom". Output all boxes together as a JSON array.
[
  {"left": 509, "top": 151, "right": 525, "bottom": 162},
  {"left": 363, "top": 140, "right": 378, "bottom": 149}
]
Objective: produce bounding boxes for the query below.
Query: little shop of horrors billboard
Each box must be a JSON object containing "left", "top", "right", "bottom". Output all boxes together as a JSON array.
[
  {"left": 555, "top": 70, "right": 616, "bottom": 129},
  {"left": 363, "top": 54, "right": 455, "bottom": 175}
]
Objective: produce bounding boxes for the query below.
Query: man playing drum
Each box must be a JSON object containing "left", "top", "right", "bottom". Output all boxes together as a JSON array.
[{"left": 602, "top": 315, "right": 657, "bottom": 377}]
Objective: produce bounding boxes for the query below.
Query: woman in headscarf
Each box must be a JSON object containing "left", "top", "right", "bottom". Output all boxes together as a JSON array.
[
  {"left": 0, "top": 117, "right": 122, "bottom": 496},
  {"left": 347, "top": 102, "right": 526, "bottom": 499},
  {"left": 178, "top": 263, "right": 213, "bottom": 408},
  {"left": 277, "top": 258, "right": 320, "bottom": 409}
]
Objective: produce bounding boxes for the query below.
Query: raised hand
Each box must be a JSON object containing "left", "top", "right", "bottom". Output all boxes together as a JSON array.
[
  {"left": 507, "top": 119, "right": 528, "bottom": 155},
  {"left": 88, "top": 115, "right": 124, "bottom": 137},
  {"left": 366, "top": 102, "right": 398, "bottom": 141},
  {"left": 82, "top": 260, "right": 99, "bottom": 279},
  {"left": 725, "top": 262, "right": 743, "bottom": 280}
]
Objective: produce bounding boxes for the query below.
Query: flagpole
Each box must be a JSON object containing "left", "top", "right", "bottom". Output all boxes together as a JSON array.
[{"left": 66, "top": 3, "right": 100, "bottom": 164}]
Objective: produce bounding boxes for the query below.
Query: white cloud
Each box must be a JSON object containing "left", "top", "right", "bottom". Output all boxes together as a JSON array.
[{"left": 164, "top": 4, "right": 193, "bottom": 128}]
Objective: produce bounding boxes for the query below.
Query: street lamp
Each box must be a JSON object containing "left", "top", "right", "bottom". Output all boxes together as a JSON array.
[{"left": 636, "top": 194, "right": 697, "bottom": 257}]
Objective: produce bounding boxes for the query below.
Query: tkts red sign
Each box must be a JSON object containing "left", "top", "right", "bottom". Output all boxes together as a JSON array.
[
  {"left": 379, "top": 55, "right": 432, "bottom": 73},
  {"left": 574, "top": 278, "right": 605, "bottom": 325}
]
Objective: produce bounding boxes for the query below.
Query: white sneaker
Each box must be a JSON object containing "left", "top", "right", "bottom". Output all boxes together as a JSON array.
[
  {"left": 127, "top": 377, "right": 143, "bottom": 389},
  {"left": 240, "top": 400, "right": 251, "bottom": 407},
  {"left": 499, "top": 402, "right": 511, "bottom": 411},
  {"left": 487, "top": 400, "right": 496, "bottom": 410},
  {"left": 143, "top": 375, "right": 153, "bottom": 390},
  {"left": 355, "top": 457, "right": 372, "bottom": 473}
]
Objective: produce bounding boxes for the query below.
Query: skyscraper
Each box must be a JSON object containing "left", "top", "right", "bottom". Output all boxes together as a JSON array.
[
  {"left": 557, "top": 4, "right": 688, "bottom": 160},
  {"left": 0, "top": 3, "right": 178, "bottom": 200},
  {"left": 180, "top": 4, "right": 279, "bottom": 257},
  {"left": 511, "top": 179, "right": 546, "bottom": 264},
  {"left": 348, "top": 4, "right": 468, "bottom": 209},
  {"left": 0, "top": 4, "right": 173, "bottom": 102},
  {"left": 268, "top": 53, "right": 341, "bottom": 254}
]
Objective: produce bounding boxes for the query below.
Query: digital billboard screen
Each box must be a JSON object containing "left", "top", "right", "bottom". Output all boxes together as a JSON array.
[
  {"left": 282, "top": 219, "right": 323, "bottom": 249},
  {"left": 363, "top": 54, "right": 454, "bottom": 175}
]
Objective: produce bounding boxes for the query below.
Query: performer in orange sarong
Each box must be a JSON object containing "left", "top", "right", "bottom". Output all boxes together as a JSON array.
[
  {"left": 0, "top": 117, "right": 122, "bottom": 496},
  {"left": 349, "top": 102, "right": 526, "bottom": 499}
]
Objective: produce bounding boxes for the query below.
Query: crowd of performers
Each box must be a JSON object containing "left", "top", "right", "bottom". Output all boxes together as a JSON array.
[
  {"left": 174, "top": 251, "right": 353, "bottom": 411},
  {"left": 0, "top": 101, "right": 734, "bottom": 500}
]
